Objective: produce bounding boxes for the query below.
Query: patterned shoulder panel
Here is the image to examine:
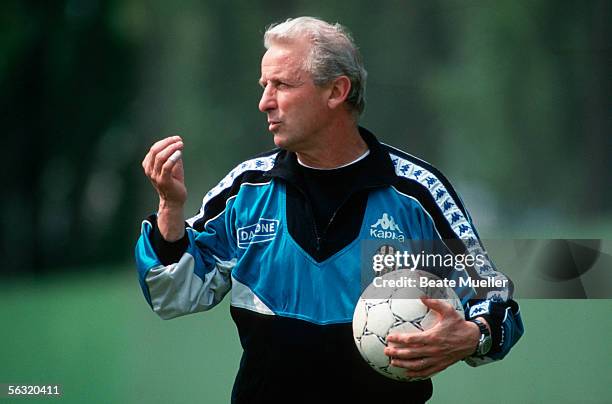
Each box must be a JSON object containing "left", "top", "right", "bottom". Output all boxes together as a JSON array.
[
  {"left": 186, "top": 152, "right": 278, "bottom": 228},
  {"left": 388, "top": 151, "right": 476, "bottom": 241},
  {"left": 383, "top": 144, "right": 505, "bottom": 296}
]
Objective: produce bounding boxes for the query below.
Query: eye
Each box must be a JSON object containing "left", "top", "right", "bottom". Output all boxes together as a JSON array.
[{"left": 259, "top": 79, "right": 291, "bottom": 91}]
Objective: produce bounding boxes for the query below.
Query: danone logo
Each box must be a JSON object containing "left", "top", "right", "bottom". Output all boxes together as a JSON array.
[
  {"left": 370, "top": 213, "right": 405, "bottom": 241},
  {"left": 237, "top": 218, "right": 279, "bottom": 249}
]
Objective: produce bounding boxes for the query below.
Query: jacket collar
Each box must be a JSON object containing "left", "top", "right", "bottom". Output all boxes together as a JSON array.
[{"left": 265, "top": 126, "right": 396, "bottom": 189}]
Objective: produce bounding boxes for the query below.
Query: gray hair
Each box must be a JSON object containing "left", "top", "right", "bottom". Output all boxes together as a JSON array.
[{"left": 264, "top": 17, "right": 367, "bottom": 117}]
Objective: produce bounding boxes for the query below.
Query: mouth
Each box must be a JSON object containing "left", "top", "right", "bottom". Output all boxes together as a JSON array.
[{"left": 268, "top": 121, "right": 281, "bottom": 131}]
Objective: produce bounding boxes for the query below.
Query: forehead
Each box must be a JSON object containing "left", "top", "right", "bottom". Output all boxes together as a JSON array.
[{"left": 260, "top": 41, "right": 311, "bottom": 81}]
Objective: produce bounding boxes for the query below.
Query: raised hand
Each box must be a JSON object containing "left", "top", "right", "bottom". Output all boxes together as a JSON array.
[{"left": 142, "top": 135, "right": 187, "bottom": 241}]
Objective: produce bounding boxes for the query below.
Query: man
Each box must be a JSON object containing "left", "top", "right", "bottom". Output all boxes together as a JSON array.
[{"left": 136, "top": 17, "right": 523, "bottom": 403}]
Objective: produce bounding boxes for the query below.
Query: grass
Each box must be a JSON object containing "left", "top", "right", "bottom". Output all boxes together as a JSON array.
[{"left": 1, "top": 267, "right": 611, "bottom": 403}]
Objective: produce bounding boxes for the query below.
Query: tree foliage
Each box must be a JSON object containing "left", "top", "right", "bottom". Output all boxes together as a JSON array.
[{"left": 1, "top": 0, "right": 609, "bottom": 273}]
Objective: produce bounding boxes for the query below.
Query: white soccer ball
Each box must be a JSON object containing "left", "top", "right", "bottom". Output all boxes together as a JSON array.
[{"left": 352, "top": 269, "right": 464, "bottom": 381}]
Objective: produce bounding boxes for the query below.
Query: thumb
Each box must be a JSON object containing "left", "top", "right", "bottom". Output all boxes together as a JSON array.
[{"left": 172, "top": 158, "right": 185, "bottom": 181}]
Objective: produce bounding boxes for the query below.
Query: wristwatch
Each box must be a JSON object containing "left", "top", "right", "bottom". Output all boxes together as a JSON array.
[{"left": 469, "top": 318, "right": 492, "bottom": 357}]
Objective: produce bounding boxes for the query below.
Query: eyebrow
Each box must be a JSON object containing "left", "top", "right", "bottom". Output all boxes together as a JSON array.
[
  {"left": 258, "top": 77, "right": 279, "bottom": 85},
  {"left": 257, "top": 76, "right": 304, "bottom": 88}
]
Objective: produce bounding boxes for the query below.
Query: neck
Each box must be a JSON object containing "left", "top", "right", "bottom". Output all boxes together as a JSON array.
[{"left": 295, "top": 121, "right": 368, "bottom": 169}]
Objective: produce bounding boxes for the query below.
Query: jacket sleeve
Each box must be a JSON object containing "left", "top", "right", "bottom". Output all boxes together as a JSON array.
[
  {"left": 441, "top": 200, "right": 524, "bottom": 366},
  {"left": 439, "top": 203, "right": 524, "bottom": 367},
  {"left": 448, "top": 195, "right": 524, "bottom": 366},
  {"left": 389, "top": 152, "right": 524, "bottom": 366},
  {"left": 134, "top": 192, "right": 237, "bottom": 320},
  {"left": 411, "top": 197, "right": 524, "bottom": 366},
  {"left": 464, "top": 297, "right": 524, "bottom": 366}
]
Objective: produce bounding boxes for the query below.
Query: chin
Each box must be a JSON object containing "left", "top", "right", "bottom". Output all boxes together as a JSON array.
[{"left": 273, "top": 133, "right": 291, "bottom": 150}]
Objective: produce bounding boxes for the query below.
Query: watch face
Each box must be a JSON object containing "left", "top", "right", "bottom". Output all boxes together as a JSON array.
[
  {"left": 481, "top": 335, "right": 492, "bottom": 355},
  {"left": 471, "top": 319, "right": 492, "bottom": 356}
]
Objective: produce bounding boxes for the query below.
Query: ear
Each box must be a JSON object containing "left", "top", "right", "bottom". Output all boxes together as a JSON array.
[{"left": 327, "top": 76, "right": 352, "bottom": 110}]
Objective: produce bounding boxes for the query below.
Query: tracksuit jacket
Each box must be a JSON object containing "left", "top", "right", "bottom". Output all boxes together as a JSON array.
[{"left": 135, "top": 127, "right": 524, "bottom": 403}]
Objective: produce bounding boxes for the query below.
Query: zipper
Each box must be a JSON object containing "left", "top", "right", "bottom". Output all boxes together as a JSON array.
[
  {"left": 290, "top": 182, "right": 384, "bottom": 255},
  {"left": 291, "top": 184, "right": 323, "bottom": 252},
  {"left": 321, "top": 184, "right": 382, "bottom": 245}
]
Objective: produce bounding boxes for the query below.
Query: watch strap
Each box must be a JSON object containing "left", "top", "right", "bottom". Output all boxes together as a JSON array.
[{"left": 469, "top": 318, "right": 491, "bottom": 357}]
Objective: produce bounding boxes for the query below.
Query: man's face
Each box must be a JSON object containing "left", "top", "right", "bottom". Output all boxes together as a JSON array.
[{"left": 258, "top": 40, "right": 331, "bottom": 152}]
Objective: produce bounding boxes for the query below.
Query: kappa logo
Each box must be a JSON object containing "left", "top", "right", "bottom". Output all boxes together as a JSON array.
[
  {"left": 469, "top": 300, "right": 490, "bottom": 317},
  {"left": 370, "top": 213, "right": 405, "bottom": 241},
  {"left": 237, "top": 218, "right": 279, "bottom": 249}
]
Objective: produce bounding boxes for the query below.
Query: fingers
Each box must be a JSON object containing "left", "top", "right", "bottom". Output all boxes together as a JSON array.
[
  {"left": 406, "top": 362, "right": 448, "bottom": 378},
  {"left": 168, "top": 150, "right": 182, "bottom": 163},
  {"left": 142, "top": 135, "right": 187, "bottom": 205},
  {"left": 388, "top": 354, "right": 450, "bottom": 378},
  {"left": 143, "top": 136, "right": 178, "bottom": 172},
  {"left": 385, "top": 300, "right": 472, "bottom": 379},
  {"left": 385, "top": 344, "right": 438, "bottom": 360},
  {"left": 152, "top": 140, "right": 183, "bottom": 179},
  {"left": 387, "top": 331, "right": 431, "bottom": 346},
  {"left": 142, "top": 135, "right": 183, "bottom": 178},
  {"left": 420, "top": 296, "right": 454, "bottom": 316},
  {"left": 386, "top": 340, "right": 449, "bottom": 378},
  {"left": 157, "top": 147, "right": 183, "bottom": 183},
  {"left": 390, "top": 356, "right": 430, "bottom": 371}
]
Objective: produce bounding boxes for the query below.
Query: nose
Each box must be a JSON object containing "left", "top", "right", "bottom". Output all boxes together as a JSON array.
[{"left": 258, "top": 84, "right": 277, "bottom": 113}]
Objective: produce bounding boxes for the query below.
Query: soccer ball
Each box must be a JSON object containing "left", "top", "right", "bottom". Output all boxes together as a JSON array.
[{"left": 352, "top": 269, "right": 464, "bottom": 381}]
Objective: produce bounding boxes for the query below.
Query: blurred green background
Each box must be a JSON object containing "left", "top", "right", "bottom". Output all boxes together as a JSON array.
[
  {"left": 1, "top": 0, "right": 610, "bottom": 403},
  {"left": 2, "top": 273, "right": 611, "bottom": 403}
]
